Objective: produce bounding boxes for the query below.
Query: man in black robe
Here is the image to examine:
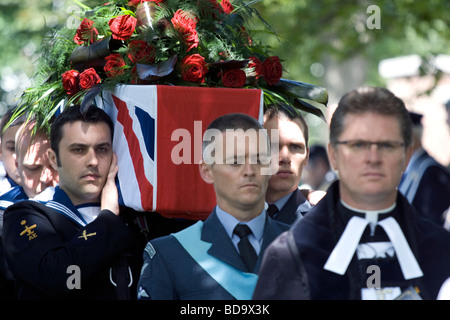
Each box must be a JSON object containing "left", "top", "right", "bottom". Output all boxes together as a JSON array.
[{"left": 253, "top": 86, "right": 450, "bottom": 300}]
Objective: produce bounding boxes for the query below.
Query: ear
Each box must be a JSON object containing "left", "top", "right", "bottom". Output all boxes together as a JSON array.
[
  {"left": 199, "top": 161, "right": 214, "bottom": 185},
  {"left": 304, "top": 146, "right": 310, "bottom": 167},
  {"left": 13, "top": 152, "right": 18, "bottom": 169},
  {"left": 48, "top": 149, "right": 58, "bottom": 171},
  {"left": 327, "top": 142, "right": 338, "bottom": 171}
]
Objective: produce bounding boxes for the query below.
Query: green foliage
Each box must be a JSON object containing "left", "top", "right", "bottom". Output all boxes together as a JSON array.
[
  {"left": 254, "top": 0, "right": 450, "bottom": 87},
  {"left": 8, "top": 0, "right": 327, "bottom": 134}
]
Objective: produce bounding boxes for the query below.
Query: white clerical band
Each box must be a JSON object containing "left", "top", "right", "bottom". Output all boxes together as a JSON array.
[
  {"left": 324, "top": 216, "right": 423, "bottom": 280},
  {"left": 378, "top": 217, "right": 423, "bottom": 280},
  {"left": 323, "top": 216, "right": 370, "bottom": 275}
]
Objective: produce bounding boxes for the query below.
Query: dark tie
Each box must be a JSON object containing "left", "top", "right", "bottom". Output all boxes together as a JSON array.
[
  {"left": 233, "top": 224, "right": 257, "bottom": 272},
  {"left": 267, "top": 204, "right": 279, "bottom": 218}
]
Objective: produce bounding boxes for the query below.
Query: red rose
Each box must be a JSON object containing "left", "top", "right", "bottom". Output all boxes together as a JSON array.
[
  {"left": 262, "top": 56, "right": 282, "bottom": 85},
  {"left": 222, "top": 69, "right": 246, "bottom": 88},
  {"left": 221, "top": 0, "right": 234, "bottom": 14},
  {"left": 61, "top": 70, "right": 80, "bottom": 96},
  {"left": 104, "top": 54, "right": 126, "bottom": 77},
  {"left": 127, "top": 40, "right": 156, "bottom": 64},
  {"left": 109, "top": 15, "right": 137, "bottom": 41},
  {"left": 74, "top": 18, "right": 98, "bottom": 45},
  {"left": 79, "top": 68, "right": 101, "bottom": 90},
  {"left": 171, "top": 9, "right": 199, "bottom": 52},
  {"left": 180, "top": 54, "right": 208, "bottom": 83}
]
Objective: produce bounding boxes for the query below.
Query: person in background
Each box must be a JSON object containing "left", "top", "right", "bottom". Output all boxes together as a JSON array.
[
  {"left": 301, "top": 144, "right": 337, "bottom": 192},
  {"left": 253, "top": 86, "right": 450, "bottom": 300},
  {"left": 263, "top": 104, "right": 324, "bottom": 225},
  {"left": 0, "top": 108, "right": 27, "bottom": 195},
  {"left": 398, "top": 112, "right": 450, "bottom": 227},
  {"left": 0, "top": 117, "right": 59, "bottom": 299},
  {"left": 15, "top": 119, "right": 58, "bottom": 198},
  {"left": 137, "top": 113, "right": 289, "bottom": 300},
  {"left": 0, "top": 118, "right": 59, "bottom": 212}
]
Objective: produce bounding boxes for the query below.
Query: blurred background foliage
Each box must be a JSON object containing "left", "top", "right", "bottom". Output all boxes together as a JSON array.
[
  {"left": 1, "top": 0, "right": 449, "bottom": 147},
  {"left": 253, "top": 0, "right": 450, "bottom": 91}
]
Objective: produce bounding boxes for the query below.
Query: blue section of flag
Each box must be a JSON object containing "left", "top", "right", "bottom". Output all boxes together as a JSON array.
[{"left": 135, "top": 106, "right": 155, "bottom": 162}]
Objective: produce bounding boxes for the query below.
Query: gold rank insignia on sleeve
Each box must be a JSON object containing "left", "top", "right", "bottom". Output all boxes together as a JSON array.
[
  {"left": 78, "top": 229, "right": 97, "bottom": 241},
  {"left": 19, "top": 220, "right": 37, "bottom": 241}
]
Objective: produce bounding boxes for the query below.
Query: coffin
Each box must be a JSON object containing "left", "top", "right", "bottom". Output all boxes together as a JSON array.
[{"left": 95, "top": 84, "right": 264, "bottom": 220}]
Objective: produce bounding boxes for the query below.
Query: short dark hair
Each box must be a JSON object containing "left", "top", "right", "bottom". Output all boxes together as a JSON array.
[
  {"left": 202, "top": 113, "right": 266, "bottom": 162},
  {"left": 264, "top": 103, "right": 309, "bottom": 148},
  {"left": 50, "top": 105, "right": 114, "bottom": 160},
  {"left": 206, "top": 112, "right": 263, "bottom": 133},
  {"left": 330, "top": 86, "right": 412, "bottom": 147}
]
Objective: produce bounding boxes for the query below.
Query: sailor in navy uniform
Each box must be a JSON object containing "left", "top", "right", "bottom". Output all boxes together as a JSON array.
[
  {"left": 2, "top": 105, "right": 139, "bottom": 299},
  {"left": 0, "top": 186, "right": 56, "bottom": 299},
  {"left": 2, "top": 186, "right": 137, "bottom": 299},
  {"left": 0, "top": 118, "right": 59, "bottom": 299},
  {"left": 399, "top": 112, "right": 450, "bottom": 226}
]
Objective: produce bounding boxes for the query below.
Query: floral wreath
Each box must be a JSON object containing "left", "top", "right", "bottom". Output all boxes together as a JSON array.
[{"left": 15, "top": 0, "right": 328, "bottom": 132}]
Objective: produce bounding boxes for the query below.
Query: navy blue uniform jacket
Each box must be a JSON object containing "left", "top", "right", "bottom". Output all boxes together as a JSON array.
[
  {"left": 138, "top": 209, "right": 289, "bottom": 300},
  {"left": 272, "top": 188, "right": 310, "bottom": 225},
  {"left": 253, "top": 181, "right": 450, "bottom": 300},
  {"left": 2, "top": 200, "right": 137, "bottom": 299}
]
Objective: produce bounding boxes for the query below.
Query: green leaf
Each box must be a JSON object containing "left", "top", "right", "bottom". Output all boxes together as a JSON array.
[
  {"left": 272, "top": 78, "right": 328, "bottom": 105},
  {"left": 73, "top": 0, "right": 92, "bottom": 11},
  {"left": 293, "top": 98, "right": 326, "bottom": 122}
]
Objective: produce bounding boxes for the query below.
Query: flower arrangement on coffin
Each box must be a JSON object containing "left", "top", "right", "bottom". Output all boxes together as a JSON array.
[{"left": 15, "top": 0, "right": 328, "bottom": 133}]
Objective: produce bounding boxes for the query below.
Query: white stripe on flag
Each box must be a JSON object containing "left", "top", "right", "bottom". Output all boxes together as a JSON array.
[
  {"left": 258, "top": 90, "right": 264, "bottom": 124},
  {"left": 113, "top": 85, "right": 158, "bottom": 211}
]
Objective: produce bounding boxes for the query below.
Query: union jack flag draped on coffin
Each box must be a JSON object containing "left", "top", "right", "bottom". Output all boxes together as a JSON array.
[{"left": 95, "top": 85, "right": 264, "bottom": 220}]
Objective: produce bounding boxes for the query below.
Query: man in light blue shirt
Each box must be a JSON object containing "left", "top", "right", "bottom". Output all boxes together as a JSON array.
[{"left": 138, "top": 113, "right": 289, "bottom": 300}]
